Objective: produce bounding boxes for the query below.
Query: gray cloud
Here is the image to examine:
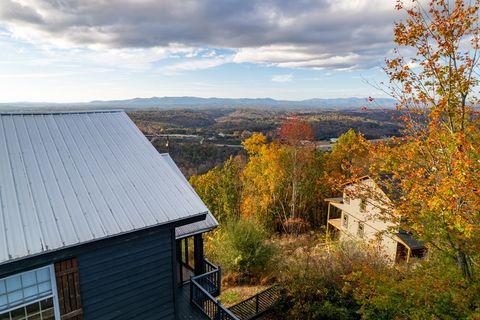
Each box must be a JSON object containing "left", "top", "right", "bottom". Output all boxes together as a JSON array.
[
  {"left": 0, "top": 0, "right": 399, "bottom": 69},
  {"left": 0, "top": 0, "right": 43, "bottom": 24}
]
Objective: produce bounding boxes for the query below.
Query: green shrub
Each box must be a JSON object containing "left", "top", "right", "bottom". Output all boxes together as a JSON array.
[{"left": 206, "top": 218, "right": 276, "bottom": 278}]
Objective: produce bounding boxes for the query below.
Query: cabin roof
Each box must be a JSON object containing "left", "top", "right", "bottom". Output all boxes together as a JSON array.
[
  {"left": 0, "top": 110, "right": 215, "bottom": 265},
  {"left": 159, "top": 154, "right": 219, "bottom": 239},
  {"left": 396, "top": 231, "right": 424, "bottom": 250}
]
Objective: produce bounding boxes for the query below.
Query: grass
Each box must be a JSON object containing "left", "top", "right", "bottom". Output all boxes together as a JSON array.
[{"left": 219, "top": 285, "right": 271, "bottom": 307}]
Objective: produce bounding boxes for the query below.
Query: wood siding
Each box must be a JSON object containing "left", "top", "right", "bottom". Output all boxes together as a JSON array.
[{"left": 77, "top": 229, "right": 176, "bottom": 320}]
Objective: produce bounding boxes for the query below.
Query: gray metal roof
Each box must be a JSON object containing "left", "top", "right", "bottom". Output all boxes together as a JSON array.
[
  {"left": 160, "top": 155, "right": 218, "bottom": 239},
  {"left": 0, "top": 111, "right": 211, "bottom": 265}
]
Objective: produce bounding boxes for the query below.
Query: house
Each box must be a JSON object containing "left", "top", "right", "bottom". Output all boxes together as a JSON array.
[
  {"left": 0, "top": 111, "right": 221, "bottom": 320},
  {"left": 325, "top": 176, "right": 424, "bottom": 263}
]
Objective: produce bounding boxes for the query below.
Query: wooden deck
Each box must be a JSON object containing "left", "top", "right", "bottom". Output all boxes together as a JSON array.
[{"left": 177, "top": 283, "right": 210, "bottom": 320}]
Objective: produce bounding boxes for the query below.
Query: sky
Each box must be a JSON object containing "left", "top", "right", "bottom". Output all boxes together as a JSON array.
[{"left": 0, "top": 0, "right": 401, "bottom": 103}]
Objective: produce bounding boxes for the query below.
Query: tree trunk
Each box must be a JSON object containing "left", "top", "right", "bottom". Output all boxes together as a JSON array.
[{"left": 456, "top": 249, "right": 473, "bottom": 280}]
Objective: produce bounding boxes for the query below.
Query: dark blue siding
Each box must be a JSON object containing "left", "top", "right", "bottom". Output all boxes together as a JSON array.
[{"left": 77, "top": 228, "right": 175, "bottom": 320}]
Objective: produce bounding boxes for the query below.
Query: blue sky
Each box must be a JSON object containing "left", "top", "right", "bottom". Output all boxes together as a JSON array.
[{"left": 0, "top": 0, "right": 397, "bottom": 103}]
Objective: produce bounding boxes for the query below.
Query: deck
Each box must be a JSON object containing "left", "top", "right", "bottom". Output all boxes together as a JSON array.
[{"left": 177, "top": 283, "right": 210, "bottom": 320}]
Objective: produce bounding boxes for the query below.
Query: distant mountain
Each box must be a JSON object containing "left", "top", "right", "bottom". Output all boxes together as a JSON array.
[
  {"left": 0, "top": 96, "right": 397, "bottom": 112},
  {"left": 88, "top": 96, "right": 397, "bottom": 109}
]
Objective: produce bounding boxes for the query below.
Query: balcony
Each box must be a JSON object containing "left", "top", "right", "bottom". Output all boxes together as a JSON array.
[
  {"left": 189, "top": 259, "right": 239, "bottom": 320},
  {"left": 178, "top": 258, "right": 279, "bottom": 320}
]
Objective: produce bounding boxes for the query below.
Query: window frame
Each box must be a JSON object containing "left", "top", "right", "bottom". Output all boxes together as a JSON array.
[
  {"left": 360, "top": 198, "right": 367, "bottom": 212},
  {"left": 342, "top": 213, "right": 349, "bottom": 228},
  {"left": 0, "top": 265, "right": 61, "bottom": 320},
  {"left": 357, "top": 222, "right": 365, "bottom": 238}
]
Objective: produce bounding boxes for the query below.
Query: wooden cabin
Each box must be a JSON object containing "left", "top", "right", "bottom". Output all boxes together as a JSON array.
[
  {"left": 0, "top": 111, "right": 220, "bottom": 320},
  {"left": 325, "top": 176, "right": 425, "bottom": 263}
]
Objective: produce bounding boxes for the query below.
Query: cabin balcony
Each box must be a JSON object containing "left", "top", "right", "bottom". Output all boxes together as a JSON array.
[{"left": 178, "top": 258, "right": 238, "bottom": 320}]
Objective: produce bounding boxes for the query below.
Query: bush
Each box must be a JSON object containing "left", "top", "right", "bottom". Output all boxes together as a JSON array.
[
  {"left": 206, "top": 218, "right": 276, "bottom": 279},
  {"left": 275, "top": 241, "right": 387, "bottom": 320},
  {"left": 352, "top": 253, "right": 480, "bottom": 320}
]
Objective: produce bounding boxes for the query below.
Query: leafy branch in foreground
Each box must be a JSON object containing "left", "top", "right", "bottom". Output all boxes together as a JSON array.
[{"left": 371, "top": 0, "right": 480, "bottom": 279}]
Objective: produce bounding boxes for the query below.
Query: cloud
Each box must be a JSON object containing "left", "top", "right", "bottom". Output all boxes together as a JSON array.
[
  {"left": 271, "top": 74, "right": 293, "bottom": 83},
  {"left": 161, "top": 56, "right": 232, "bottom": 74},
  {"left": 0, "top": 0, "right": 400, "bottom": 70}
]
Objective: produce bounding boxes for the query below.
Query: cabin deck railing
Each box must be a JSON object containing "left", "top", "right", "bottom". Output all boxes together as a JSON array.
[
  {"left": 190, "top": 259, "right": 239, "bottom": 320},
  {"left": 228, "top": 285, "right": 280, "bottom": 320}
]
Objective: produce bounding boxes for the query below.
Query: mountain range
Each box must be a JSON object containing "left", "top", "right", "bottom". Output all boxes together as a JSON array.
[{"left": 0, "top": 96, "right": 397, "bottom": 112}]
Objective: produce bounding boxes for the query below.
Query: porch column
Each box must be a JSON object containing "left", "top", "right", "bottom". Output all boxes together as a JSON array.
[
  {"left": 326, "top": 202, "right": 331, "bottom": 241},
  {"left": 194, "top": 234, "right": 205, "bottom": 275}
]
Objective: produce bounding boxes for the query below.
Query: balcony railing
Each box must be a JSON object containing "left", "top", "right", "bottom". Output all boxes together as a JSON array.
[
  {"left": 190, "top": 259, "right": 239, "bottom": 320},
  {"left": 228, "top": 285, "right": 280, "bottom": 320}
]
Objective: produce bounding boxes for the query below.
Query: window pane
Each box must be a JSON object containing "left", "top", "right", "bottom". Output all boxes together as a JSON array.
[
  {"left": 25, "top": 302, "right": 40, "bottom": 314},
  {"left": 10, "top": 307, "right": 26, "bottom": 320},
  {"left": 5, "top": 278, "right": 21, "bottom": 292},
  {"left": 20, "top": 275, "right": 35, "bottom": 289},
  {"left": 0, "top": 295, "right": 7, "bottom": 308},
  {"left": 27, "top": 314, "right": 40, "bottom": 320},
  {"left": 37, "top": 283, "right": 51, "bottom": 296},
  {"left": 0, "top": 312, "right": 9, "bottom": 320},
  {"left": 40, "top": 309, "right": 54, "bottom": 320},
  {"left": 39, "top": 298, "right": 52, "bottom": 311},
  {"left": 34, "top": 271, "right": 48, "bottom": 284},
  {"left": 23, "top": 287, "right": 38, "bottom": 300},
  {"left": 7, "top": 291, "right": 23, "bottom": 305},
  {"left": 0, "top": 282, "right": 6, "bottom": 295}
]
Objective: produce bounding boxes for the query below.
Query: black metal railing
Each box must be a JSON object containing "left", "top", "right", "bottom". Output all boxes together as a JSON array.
[
  {"left": 228, "top": 285, "right": 280, "bottom": 320},
  {"left": 194, "top": 262, "right": 221, "bottom": 297},
  {"left": 190, "top": 259, "right": 239, "bottom": 320}
]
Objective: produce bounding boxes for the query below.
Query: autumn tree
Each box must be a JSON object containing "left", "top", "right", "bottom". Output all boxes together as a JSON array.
[
  {"left": 190, "top": 155, "right": 244, "bottom": 223},
  {"left": 278, "top": 116, "right": 317, "bottom": 232},
  {"left": 241, "top": 133, "right": 288, "bottom": 230},
  {"left": 325, "top": 129, "right": 372, "bottom": 187},
  {"left": 370, "top": 0, "right": 480, "bottom": 278}
]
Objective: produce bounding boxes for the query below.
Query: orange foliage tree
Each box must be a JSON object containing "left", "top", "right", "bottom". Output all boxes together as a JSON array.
[
  {"left": 325, "top": 129, "right": 372, "bottom": 187},
  {"left": 370, "top": 0, "right": 480, "bottom": 278}
]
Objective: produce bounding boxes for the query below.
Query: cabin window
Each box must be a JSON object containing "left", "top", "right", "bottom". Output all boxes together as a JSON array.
[
  {"left": 0, "top": 266, "right": 60, "bottom": 320},
  {"left": 342, "top": 213, "right": 349, "bottom": 228},
  {"left": 360, "top": 198, "right": 367, "bottom": 212},
  {"left": 357, "top": 222, "right": 365, "bottom": 238},
  {"left": 181, "top": 237, "right": 195, "bottom": 271},
  {"left": 344, "top": 194, "right": 350, "bottom": 204}
]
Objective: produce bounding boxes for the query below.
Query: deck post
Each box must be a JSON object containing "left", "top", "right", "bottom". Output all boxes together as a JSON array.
[
  {"left": 326, "top": 202, "right": 331, "bottom": 241},
  {"left": 194, "top": 234, "right": 205, "bottom": 275}
]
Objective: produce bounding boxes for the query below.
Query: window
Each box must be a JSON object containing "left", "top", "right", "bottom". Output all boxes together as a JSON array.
[
  {"left": 360, "top": 198, "right": 367, "bottom": 212},
  {"left": 0, "top": 266, "right": 59, "bottom": 320},
  {"left": 342, "top": 213, "right": 349, "bottom": 228},
  {"left": 343, "top": 194, "right": 350, "bottom": 204},
  {"left": 357, "top": 222, "right": 365, "bottom": 238}
]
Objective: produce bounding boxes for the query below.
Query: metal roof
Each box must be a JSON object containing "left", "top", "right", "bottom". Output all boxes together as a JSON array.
[
  {"left": 0, "top": 111, "right": 211, "bottom": 265},
  {"left": 160, "top": 155, "right": 218, "bottom": 239},
  {"left": 396, "top": 231, "right": 424, "bottom": 250}
]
